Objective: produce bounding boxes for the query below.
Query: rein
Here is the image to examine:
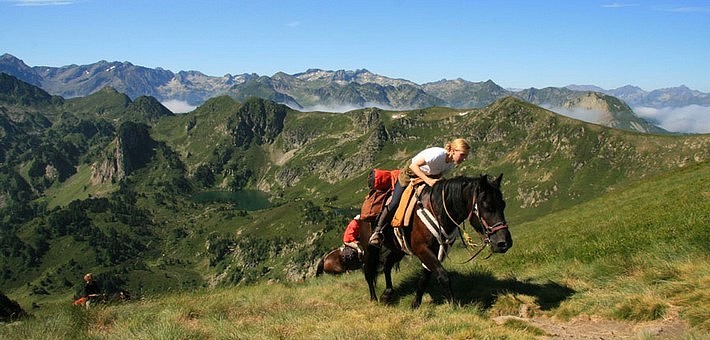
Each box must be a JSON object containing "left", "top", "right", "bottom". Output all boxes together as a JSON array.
[{"left": 441, "top": 187, "right": 488, "bottom": 262}]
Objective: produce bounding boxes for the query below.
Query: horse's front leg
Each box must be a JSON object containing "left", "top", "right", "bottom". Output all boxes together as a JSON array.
[
  {"left": 435, "top": 266, "right": 453, "bottom": 305},
  {"left": 412, "top": 267, "right": 432, "bottom": 309},
  {"left": 418, "top": 256, "right": 454, "bottom": 306}
]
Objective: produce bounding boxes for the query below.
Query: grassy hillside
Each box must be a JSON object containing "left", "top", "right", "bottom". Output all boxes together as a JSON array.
[
  {"left": 3, "top": 79, "right": 709, "bottom": 330},
  {"left": 3, "top": 161, "right": 707, "bottom": 338},
  {"left": 3, "top": 94, "right": 709, "bottom": 290}
]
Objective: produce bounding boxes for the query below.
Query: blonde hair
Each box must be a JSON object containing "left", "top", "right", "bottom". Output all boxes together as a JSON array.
[{"left": 445, "top": 138, "right": 470, "bottom": 153}]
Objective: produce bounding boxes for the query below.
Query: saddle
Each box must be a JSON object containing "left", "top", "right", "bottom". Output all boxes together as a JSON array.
[{"left": 391, "top": 179, "right": 425, "bottom": 228}]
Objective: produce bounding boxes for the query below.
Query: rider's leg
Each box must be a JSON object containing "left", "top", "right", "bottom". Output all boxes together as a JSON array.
[
  {"left": 369, "top": 182, "right": 405, "bottom": 246},
  {"left": 368, "top": 205, "right": 392, "bottom": 246}
]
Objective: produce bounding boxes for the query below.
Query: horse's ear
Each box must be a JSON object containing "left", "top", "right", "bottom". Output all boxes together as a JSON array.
[{"left": 492, "top": 173, "right": 503, "bottom": 188}]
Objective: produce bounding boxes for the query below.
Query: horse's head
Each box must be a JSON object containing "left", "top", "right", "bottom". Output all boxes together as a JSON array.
[{"left": 469, "top": 174, "right": 513, "bottom": 253}]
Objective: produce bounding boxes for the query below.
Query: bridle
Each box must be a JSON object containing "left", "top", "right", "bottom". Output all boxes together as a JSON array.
[
  {"left": 468, "top": 192, "right": 509, "bottom": 240},
  {"left": 441, "top": 185, "right": 509, "bottom": 262},
  {"left": 442, "top": 188, "right": 509, "bottom": 238}
]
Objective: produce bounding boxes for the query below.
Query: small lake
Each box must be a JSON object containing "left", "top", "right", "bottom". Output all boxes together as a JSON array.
[{"left": 192, "top": 190, "right": 271, "bottom": 210}]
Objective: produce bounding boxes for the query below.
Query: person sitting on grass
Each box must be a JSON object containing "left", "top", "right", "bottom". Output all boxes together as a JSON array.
[{"left": 72, "top": 273, "right": 101, "bottom": 308}]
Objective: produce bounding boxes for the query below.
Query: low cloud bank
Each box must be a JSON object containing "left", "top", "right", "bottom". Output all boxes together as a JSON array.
[
  {"left": 162, "top": 100, "right": 197, "bottom": 113},
  {"left": 159, "top": 99, "right": 709, "bottom": 134},
  {"left": 299, "top": 102, "right": 395, "bottom": 113},
  {"left": 634, "top": 105, "right": 710, "bottom": 134},
  {"left": 545, "top": 104, "right": 710, "bottom": 134},
  {"left": 544, "top": 106, "right": 607, "bottom": 125}
]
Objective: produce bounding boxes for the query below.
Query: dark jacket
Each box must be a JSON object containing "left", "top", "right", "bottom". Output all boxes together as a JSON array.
[{"left": 81, "top": 280, "right": 101, "bottom": 297}]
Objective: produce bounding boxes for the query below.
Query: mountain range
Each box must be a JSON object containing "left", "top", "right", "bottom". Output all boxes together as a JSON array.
[
  {"left": 566, "top": 84, "right": 710, "bottom": 107},
  {"left": 5, "top": 53, "right": 709, "bottom": 134}
]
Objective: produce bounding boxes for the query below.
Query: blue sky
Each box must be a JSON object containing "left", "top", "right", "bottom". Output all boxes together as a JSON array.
[{"left": 1, "top": 0, "right": 710, "bottom": 92}]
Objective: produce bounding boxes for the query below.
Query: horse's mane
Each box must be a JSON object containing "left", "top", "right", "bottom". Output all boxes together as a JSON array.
[{"left": 428, "top": 175, "right": 483, "bottom": 224}]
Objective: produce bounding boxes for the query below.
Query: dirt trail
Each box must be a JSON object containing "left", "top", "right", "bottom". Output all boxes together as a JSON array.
[{"left": 494, "top": 307, "right": 690, "bottom": 339}]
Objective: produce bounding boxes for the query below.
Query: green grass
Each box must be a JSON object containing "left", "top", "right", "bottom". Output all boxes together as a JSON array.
[
  {"left": 42, "top": 163, "right": 117, "bottom": 209},
  {"left": 2, "top": 277, "right": 541, "bottom": 339},
  {"left": 492, "top": 161, "right": 709, "bottom": 325},
  {"left": 3, "top": 162, "right": 707, "bottom": 338}
]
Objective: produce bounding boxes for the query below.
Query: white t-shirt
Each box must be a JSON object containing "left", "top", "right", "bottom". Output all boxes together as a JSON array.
[{"left": 411, "top": 147, "right": 453, "bottom": 176}]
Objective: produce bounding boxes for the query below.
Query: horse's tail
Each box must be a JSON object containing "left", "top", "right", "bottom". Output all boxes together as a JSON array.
[{"left": 315, "top": 256, "right": 325, "bottom": 277}]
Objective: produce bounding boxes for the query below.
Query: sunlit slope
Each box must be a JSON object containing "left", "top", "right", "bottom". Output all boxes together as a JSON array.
[{"left": 3, "top": 161, "right": 707, "bottom": 338}]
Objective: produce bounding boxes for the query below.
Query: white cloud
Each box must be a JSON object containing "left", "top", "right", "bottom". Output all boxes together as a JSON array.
[
  {"left": 555, "top": 108, "right": 606, "bottom": 124},
  {"left": 667, "top": 6, "right": 710, "bottom": 14},
  {"left": 541, "top": 104, "right": 607, "bottom": 125},
  {"left": 634, "top": 105, "right": 710, "bottom": 134},
  {"left": 161, "top": 100, "right": 196, "bottom": 114},
  {"left": 298, "top": 102, "right": 394, "bottom": 113},
  {"left": 11, "top": 0, "right": 75, "bottom": 6},
  {"left": 602, "top": 3, "right": 638, "bottom": 8}
]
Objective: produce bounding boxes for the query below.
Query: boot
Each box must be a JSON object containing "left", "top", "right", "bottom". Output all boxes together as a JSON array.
[{"left": 369, "top": 206, "right": 392, "bottom": 246}]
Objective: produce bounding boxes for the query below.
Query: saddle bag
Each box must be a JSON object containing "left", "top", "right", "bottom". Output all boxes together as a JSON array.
[
  {"left": 361, "top": 169, "right": 400, "bottom": 221},
  {"left": 360, "top": 189, "right": 389, "bottom": 221},
  {"left": 368, "top": 169, "right": 401, "bottom": 191}
]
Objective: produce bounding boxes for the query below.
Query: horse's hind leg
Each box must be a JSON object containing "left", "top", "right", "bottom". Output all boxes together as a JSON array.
[
  {"left": 315, "top": 258, "right": 325, "bottom": 277},
  {"left": 412, "top": 268, "right": 432, "bottom": 309},
  {"left": 380, "top": 262, "right": 395, "bottom": 303},
  {"left": 364, "top": 246, "right": 380, "bottom": 301}
]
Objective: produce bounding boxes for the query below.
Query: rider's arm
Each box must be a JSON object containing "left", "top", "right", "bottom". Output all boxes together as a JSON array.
[{"left": 409, "top": 158, "right": 437, "bottom": 187}]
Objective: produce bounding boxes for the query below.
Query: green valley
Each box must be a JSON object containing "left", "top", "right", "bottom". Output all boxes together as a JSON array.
[{"left": 1, "top": 73, "right": 708, "bottom": 337}]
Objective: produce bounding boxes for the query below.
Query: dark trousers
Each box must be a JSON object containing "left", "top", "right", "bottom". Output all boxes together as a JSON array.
[{"left": 387, "top": 181, "right": 406, "bottom": 211}]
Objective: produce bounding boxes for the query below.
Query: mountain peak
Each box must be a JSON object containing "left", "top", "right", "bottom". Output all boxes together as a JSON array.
[
  {"left": 291, "top": 68, "right": 414, "bottom": 87},
  {"left": 565, "top": 84, "right": 606, "bottom": 92},
  {"left": 99, "top": 86, "right": 120, "bottom": 94},
  {"left": 0, "top": 53, "right": 42, "bottom": 86},
  {"left": 1, "top": 53, "right": 22, "bottom": 62},
  {"left": 0, "top": 72, "right": 54, "bottom": 106},
  {"left": 613, "top": 85, "right": 645, "bottom": 91}
]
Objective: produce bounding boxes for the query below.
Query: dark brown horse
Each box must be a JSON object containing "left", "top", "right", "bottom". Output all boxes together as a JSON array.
[
  {"left": 363, "top": 174, "right": 513, "bottom": 308},
  {"left": 315, "top": 244, "right": 364, "bottom": 276}
]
